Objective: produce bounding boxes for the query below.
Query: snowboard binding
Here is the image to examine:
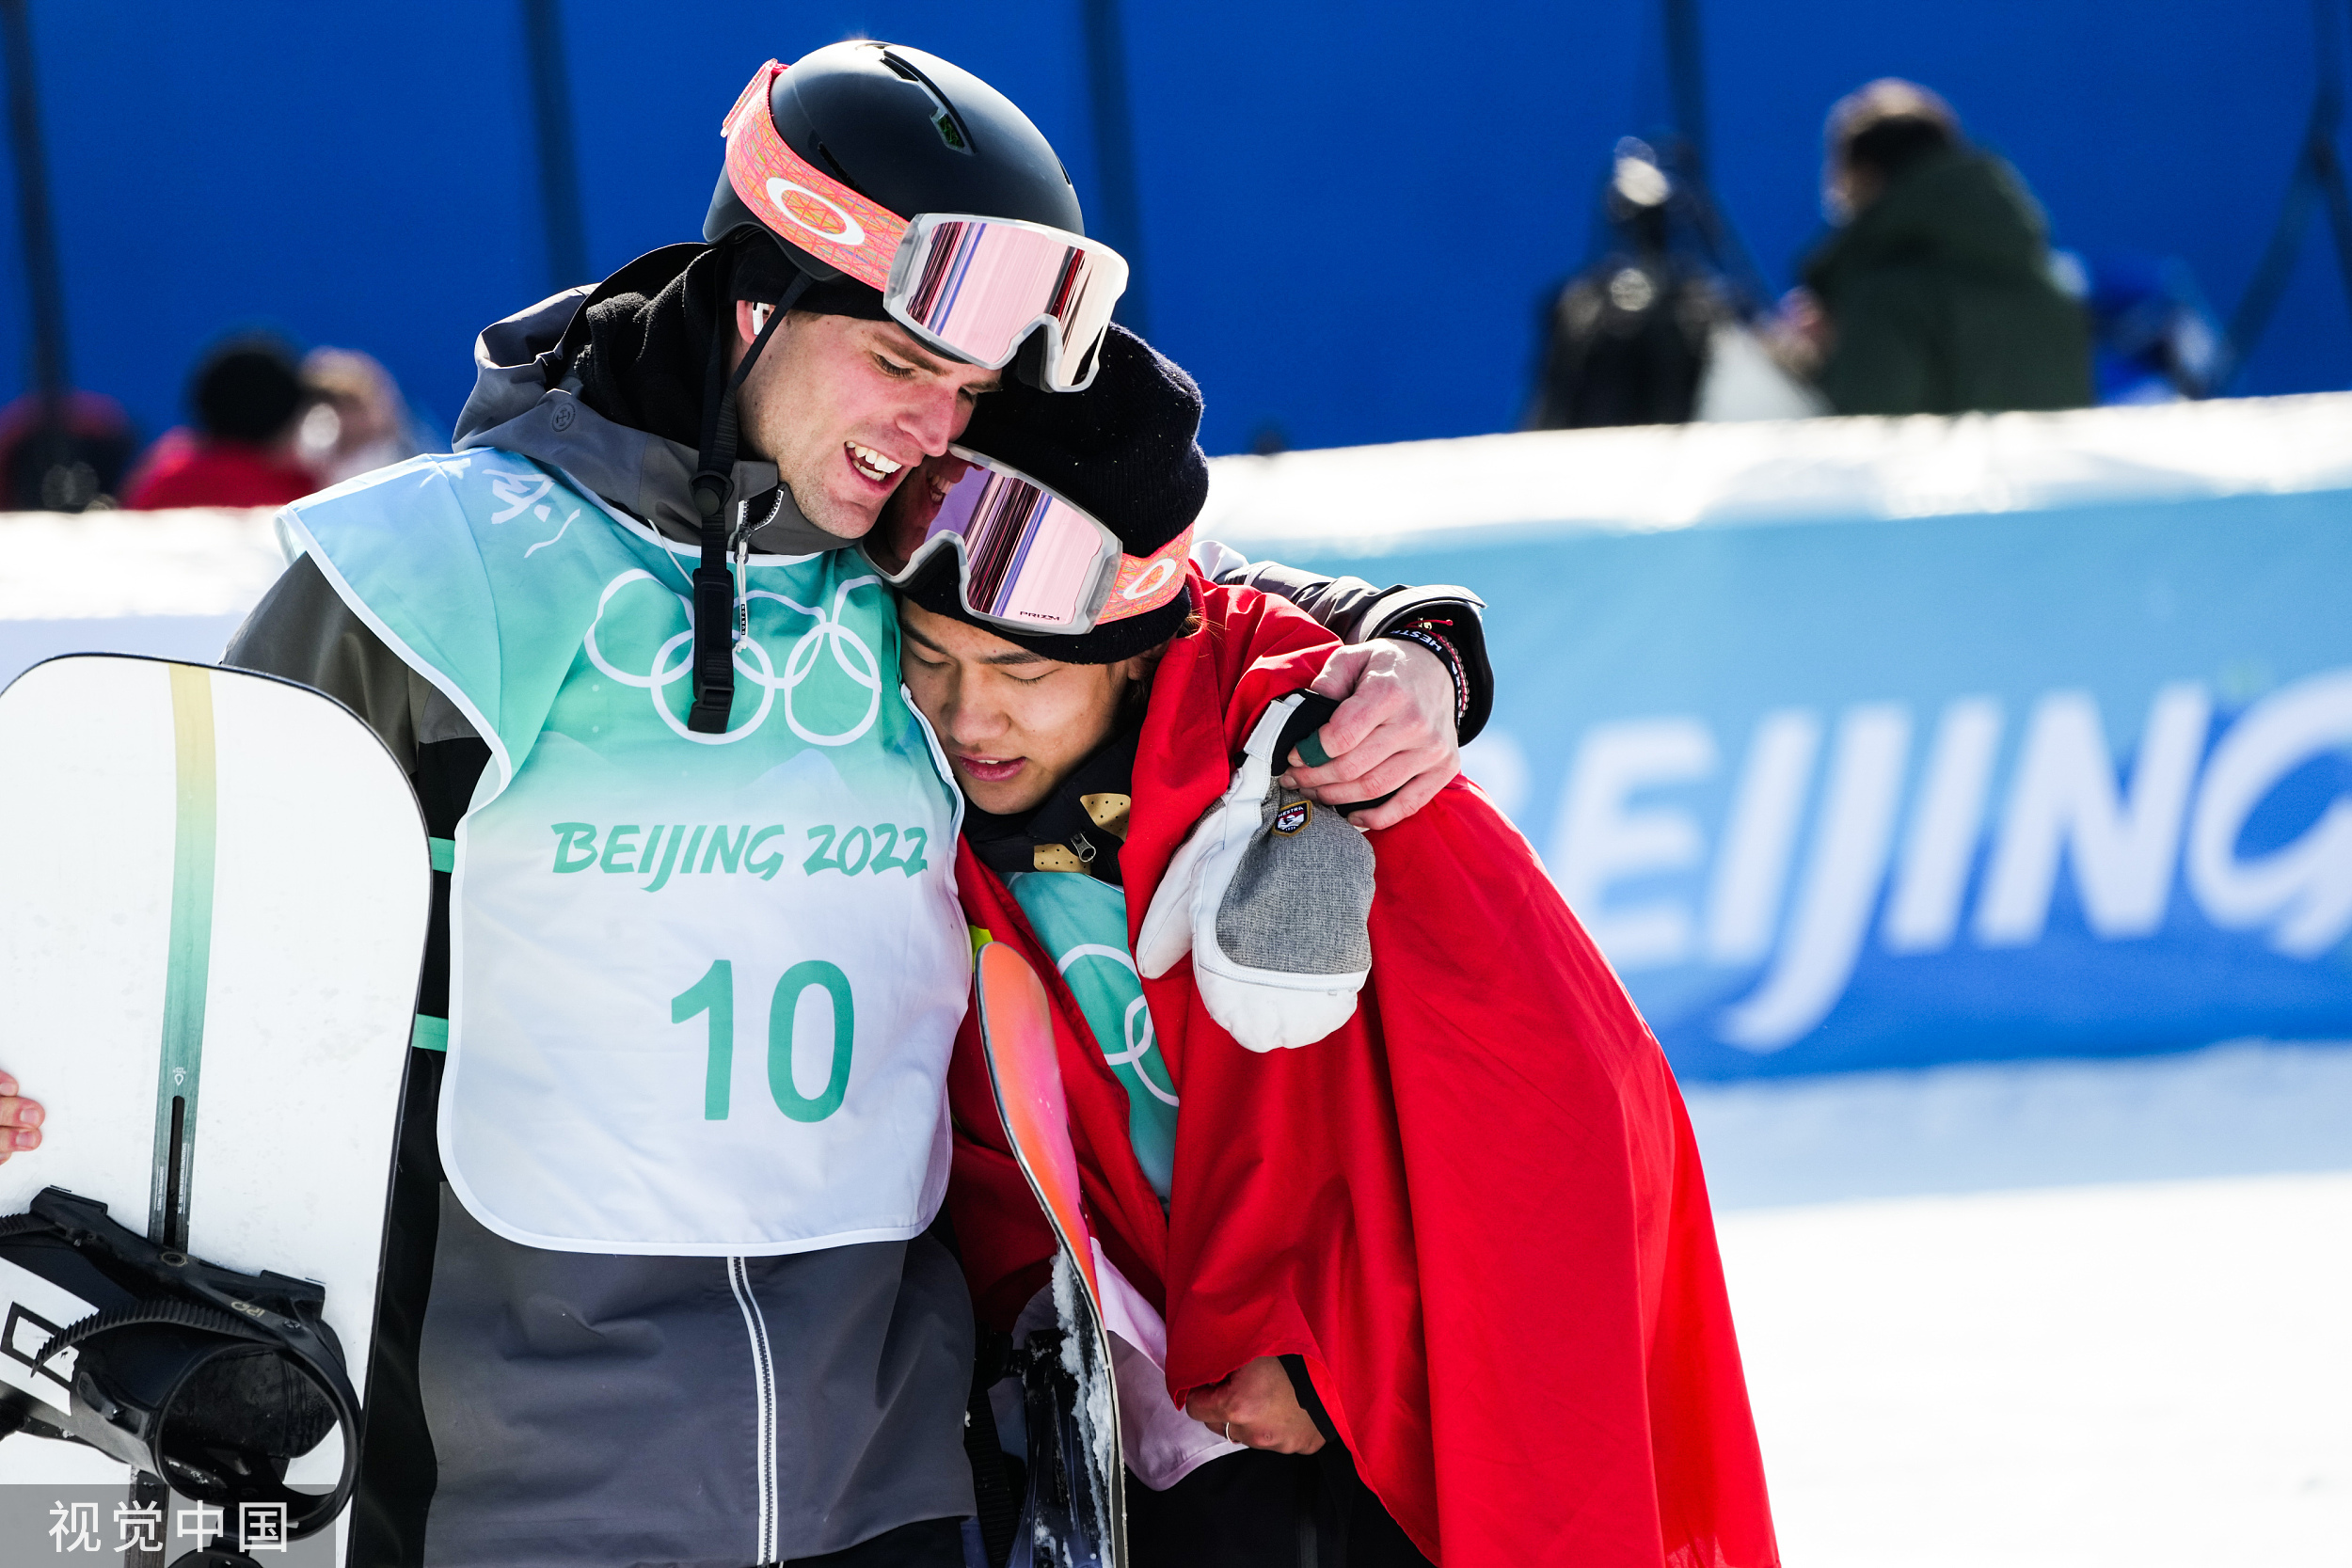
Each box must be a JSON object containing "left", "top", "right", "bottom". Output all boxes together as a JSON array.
[
  {"left": 0, "top": 1186, "right": 362, "bottom": 1545},
  {"left": 1011, "top": 1321, "right": 1120, "bottom": 1568},
  {"left": 167, "top": 1548, "right": 273, "bottom": 1568}
]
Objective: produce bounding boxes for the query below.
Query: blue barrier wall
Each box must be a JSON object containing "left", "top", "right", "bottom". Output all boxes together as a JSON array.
[
  {"left": 1499, "top": 492, "right": 2352, "bottom": 1079},
  {"left": 0, "top": 1, "right": 2343, "bottom": 457},
  {"left": 1205, "top": 399, "right": 2352, "bottom": 1080}
]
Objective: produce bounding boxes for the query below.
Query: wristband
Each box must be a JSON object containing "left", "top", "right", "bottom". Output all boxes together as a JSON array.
[{"left": 1382, "top": 620, "right": 1470, "bottom": 729}]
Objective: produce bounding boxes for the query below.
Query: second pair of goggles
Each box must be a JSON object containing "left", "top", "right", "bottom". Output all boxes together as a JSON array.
[
  {"left": 864, "top": 446, "right": 1193, "bottom": 634},
  {"left": 723, "top": 60, "right": 1130, "bottom": 392}
]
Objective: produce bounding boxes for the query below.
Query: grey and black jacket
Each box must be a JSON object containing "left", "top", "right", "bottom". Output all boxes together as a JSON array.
[{"left": 225, "top": 246, "right": 1488, "bottom": 1568}]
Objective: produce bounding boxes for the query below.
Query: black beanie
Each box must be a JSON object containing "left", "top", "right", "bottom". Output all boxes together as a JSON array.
[{"left": 904, "top": 323, "right": 1209, "bottom": 663}]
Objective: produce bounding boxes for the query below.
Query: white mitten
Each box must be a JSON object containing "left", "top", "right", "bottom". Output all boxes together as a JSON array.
[{"left": 1136, "top": 693, "right": 1374, "bottom": 1051}]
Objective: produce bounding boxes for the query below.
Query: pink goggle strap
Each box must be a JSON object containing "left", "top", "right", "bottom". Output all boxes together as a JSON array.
[
  {"left": 723, "top": 60, "right": 907, "bottom": 292},
  {"left": 1097, "top": 525, "right": 1195, "bottom": 625}
]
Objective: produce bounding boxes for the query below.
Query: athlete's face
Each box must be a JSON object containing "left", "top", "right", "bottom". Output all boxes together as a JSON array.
[
  {"left": 734, "top": 303, "right": 999, "bottom": 542},
  {"left": 898, "top": 600, "right": 1151, "bottom": 816}
]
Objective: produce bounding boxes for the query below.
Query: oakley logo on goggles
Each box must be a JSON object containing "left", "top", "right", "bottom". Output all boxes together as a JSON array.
[
  {"left": 723, "top": 61, "right": 1131, "bottom": 392},
  {"left": 864, "top": 445, "right": 1192, "bottom": 634}
]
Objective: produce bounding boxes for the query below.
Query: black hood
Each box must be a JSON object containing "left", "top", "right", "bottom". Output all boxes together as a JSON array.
[{"left": 450, "top": 244, "right": 840, "bottom": 554}]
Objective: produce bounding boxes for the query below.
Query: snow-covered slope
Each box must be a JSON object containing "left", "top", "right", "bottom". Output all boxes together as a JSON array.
[{"left": 1691, "top": 1042, "right": 2352, "bottom": 1566}]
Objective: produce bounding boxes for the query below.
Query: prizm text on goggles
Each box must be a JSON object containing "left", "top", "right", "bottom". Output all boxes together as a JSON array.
[
  {"left": 864, "top": 447, "right": 1192, "bottom": 635},
  {"left": 722, "top": 60, "right": 1130, "bottom": 392}
]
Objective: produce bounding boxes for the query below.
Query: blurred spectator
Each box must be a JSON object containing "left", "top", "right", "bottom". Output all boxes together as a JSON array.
[
  {"left": 2049, "top": 250, "right": 2225, "bottom": 404},
  {"left": 1526, "top": 140, "right": 1735, "bottom": 428},
  {"left": 0, "top": 390, "right": 138, "bottom": 511},
  {"left": 121, "top": 334, "right": 321, "bottom": 509},
  {"left": 1778, "top": 80, "right": 2091, "bottom": 416},
  {"left": 295, "top": 347, "right": 432, "bottom": 486}
]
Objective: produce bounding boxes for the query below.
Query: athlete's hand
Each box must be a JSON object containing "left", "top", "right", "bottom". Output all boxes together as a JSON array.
[
  {"left": 0, "top": 1072, "right": 45, "bottom": 1163},
  {"left": 1277, "top": 639, "right": 1460, "bottom": 831},
  {"left": 1184, "top": 1355, "right": 1326, "bottom": 1455}
]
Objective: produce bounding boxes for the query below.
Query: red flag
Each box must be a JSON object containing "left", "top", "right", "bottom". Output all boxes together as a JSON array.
[{"left": 947, "top": 569, "right": 1779, "bottom": 1567}]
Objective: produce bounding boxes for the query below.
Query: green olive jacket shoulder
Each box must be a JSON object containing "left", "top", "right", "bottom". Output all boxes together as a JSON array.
[{"left": 1804, "top": 149, "right": 2094, "bottom": 417}]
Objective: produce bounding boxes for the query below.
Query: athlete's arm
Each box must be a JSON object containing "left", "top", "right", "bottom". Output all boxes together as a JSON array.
[
  {"left": 1196, "top": 541, "right": 1494, "bottom": 830},
  {"left": 228, "top": 554, "right": 488, "bottom": 1055},
  {"left": 0, "top": 1070, "right": 44, "bottom": 1163},
  {"left": 225, "top": 553, "right": 472, "bottom": 769}
]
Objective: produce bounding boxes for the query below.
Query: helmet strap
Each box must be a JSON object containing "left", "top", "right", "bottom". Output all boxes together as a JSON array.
[{"left": 687, "top": 265, "right": 807, "bottom": 735}]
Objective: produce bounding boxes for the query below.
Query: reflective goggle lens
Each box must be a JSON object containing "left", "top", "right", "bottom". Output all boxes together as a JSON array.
[
  {"left": 923, "top": 458, "right": 1115, "bottom": 628},
  {"left": 869, "top": 450, "right": 1193, "bottom": 636},
  {"left": 893, "top": 215, "right": 1129, "bottom": 390}
]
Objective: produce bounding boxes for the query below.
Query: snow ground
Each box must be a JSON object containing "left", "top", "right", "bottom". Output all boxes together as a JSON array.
[
  {"left": 0, "top": 506, "right": 280, "bottom": 690},
  {"left": 1686, "top": 1041, "right": 2352, "bottom": 1567}
]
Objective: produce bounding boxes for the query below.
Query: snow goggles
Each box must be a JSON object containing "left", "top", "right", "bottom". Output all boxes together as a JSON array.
[
  {"left": 723, "top": 61, "right": 1130, "bottom": 392},
  {"left": 863, "top": 446, "right": 1192, "bottom": 634}
]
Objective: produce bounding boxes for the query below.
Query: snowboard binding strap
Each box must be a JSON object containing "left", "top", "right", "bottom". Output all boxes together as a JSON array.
[{"left": 0, "top": 1187, "right": 363, "bottom": 1546}]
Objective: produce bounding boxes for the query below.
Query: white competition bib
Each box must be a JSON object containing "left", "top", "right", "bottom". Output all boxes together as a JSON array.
[{"left": 287, "top": 453, "right": 968, "bottom": 1254}]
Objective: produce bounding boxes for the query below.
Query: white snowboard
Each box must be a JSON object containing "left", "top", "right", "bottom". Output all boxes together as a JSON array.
[{"left": 0, "top": 655, "right": 429, "bottom": 1565}]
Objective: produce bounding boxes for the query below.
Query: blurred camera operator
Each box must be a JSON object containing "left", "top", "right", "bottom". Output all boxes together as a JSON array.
[{"left": 1771, "top": 79, "right": 2091, "bottom": 417}]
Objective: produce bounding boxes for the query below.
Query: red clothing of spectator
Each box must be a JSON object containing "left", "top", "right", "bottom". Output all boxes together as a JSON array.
[{"left": 122, "top": 428, "right": 319, "bottom": 510}]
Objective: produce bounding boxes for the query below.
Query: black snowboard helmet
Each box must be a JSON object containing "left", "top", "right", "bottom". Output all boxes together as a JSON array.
[
  {"left": 703, "top": 41, "right": 1084, "bottom": 294},
  {"left": 676, "top": 43, "right": 1092, "bottom": 737}
]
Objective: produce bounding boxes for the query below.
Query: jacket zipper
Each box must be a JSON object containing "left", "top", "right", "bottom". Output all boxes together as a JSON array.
[{"left": 727, "top": 1256, "right": 779, "bottom": 1563}]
